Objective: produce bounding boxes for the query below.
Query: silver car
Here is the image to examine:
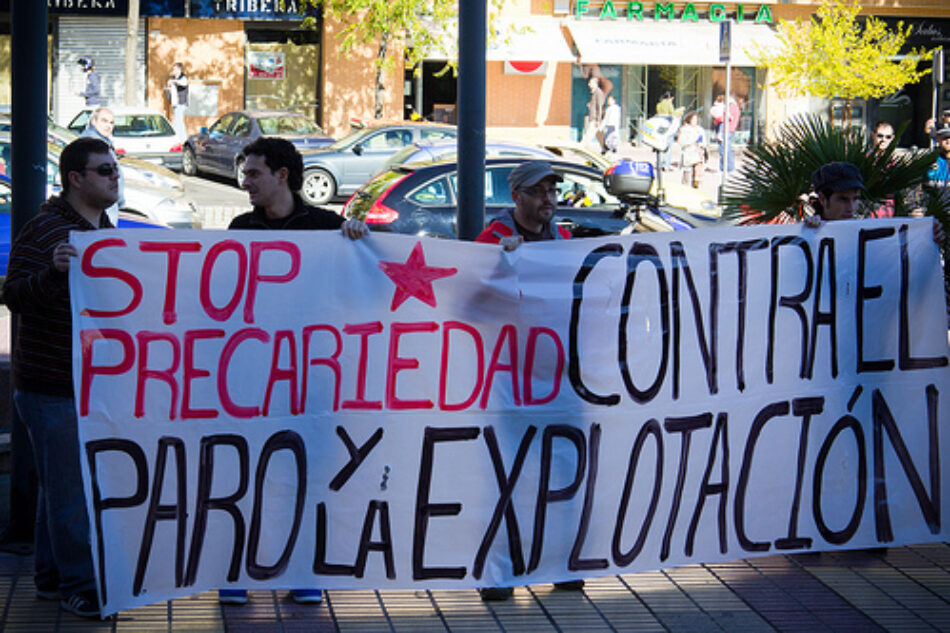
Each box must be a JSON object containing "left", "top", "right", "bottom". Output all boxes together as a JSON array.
[
  {"left": 66, "top": 106, "right": 183, "bottom": 171},
  {"left": 0, "top": 132, "right": 200, "bottom": 229}
]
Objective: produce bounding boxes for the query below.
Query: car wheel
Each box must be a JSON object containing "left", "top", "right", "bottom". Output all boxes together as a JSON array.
[
  {"left": 301, "top": 168, "right": 336, "bottom": 205},
  {"left": 182, "top": 146, "right": 198, "bottom": 177},
  {"left": 234, "top": 157, "right": 246, "bottom": 188}
]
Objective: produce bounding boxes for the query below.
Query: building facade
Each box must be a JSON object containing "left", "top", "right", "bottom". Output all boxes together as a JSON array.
[{"left": 0, "top": 1, "right": 947, "bottom": 147}]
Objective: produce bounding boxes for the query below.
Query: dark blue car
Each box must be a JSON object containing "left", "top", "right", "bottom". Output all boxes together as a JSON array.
[{"left": 182, "top": 110, "right": 333, "bottom": 186}]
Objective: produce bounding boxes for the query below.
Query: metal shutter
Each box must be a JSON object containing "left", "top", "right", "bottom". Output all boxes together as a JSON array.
[{"left": 54, "top": 16, "right": 146, "bottom": 124}]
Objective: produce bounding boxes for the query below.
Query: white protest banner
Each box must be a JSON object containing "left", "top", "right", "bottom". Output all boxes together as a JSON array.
[{"left": 70, "top": 220, "right": 950, "bottom": 616}]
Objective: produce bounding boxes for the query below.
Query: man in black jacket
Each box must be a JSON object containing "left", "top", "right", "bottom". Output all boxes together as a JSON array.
[
  {"left": 220, "top": 136, "right": 367, "bottom": 605},
  {"left": 229, "top": 136, "right": 367, "bottom": 236},
  {"left": 3, "top": 137, "right": 119, "bottom": 619}
]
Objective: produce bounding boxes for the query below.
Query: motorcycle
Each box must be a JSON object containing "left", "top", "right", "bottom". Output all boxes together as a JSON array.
[{"left": 606, "top": 113, "right": 725, "bottom": 234}]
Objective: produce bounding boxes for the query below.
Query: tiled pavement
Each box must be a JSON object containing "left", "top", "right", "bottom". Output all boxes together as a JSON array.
[{"left": 1, "top": 543, "right": 948, "bottom": 632}]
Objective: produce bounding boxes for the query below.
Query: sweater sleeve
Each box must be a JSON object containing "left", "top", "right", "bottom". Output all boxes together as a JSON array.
[{"left": 2, "top": 221, "right": 69, "bottom": 315}]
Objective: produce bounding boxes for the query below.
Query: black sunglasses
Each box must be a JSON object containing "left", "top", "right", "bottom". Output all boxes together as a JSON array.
[
  {"left": 83, "top": 163, "right": 119, "bottom": 177},
  {"left": 876, "top": 133, "right": 894, "bottom": 140}
]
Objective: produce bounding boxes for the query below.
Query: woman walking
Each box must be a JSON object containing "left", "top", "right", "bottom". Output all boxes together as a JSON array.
[{"left": 677, "top": 111, "right": 705, "bottom": 188}]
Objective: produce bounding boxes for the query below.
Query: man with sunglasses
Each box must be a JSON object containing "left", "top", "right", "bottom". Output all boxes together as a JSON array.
[
  {"left": 872, "top": 121, "right": 896, "bottom": 154},
  {"left": 2, "top": 137, "right": 120, "bottom": 620},
  {"left": 476, "top": 160, "right": 571, "bottom": 250}
]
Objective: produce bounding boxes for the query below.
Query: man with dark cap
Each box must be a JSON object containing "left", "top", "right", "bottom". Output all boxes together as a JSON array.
[
  {"left": 476, "top": 160, "right": 571, "bottom": 250},
  {"left": 76, "top": 57, "right": 101, "bottom": 107},
  {"left": 475, "top": 161, "right": 583, "bottom": 600},
  {"left": 807, "top": 161, "right": 944, "bottom": 244},
  {"left": 927, "top": 128, "right": 950, "bottom": 186},
  {"left": 807, "top": 161, "right": 865, "bottom": 222}
]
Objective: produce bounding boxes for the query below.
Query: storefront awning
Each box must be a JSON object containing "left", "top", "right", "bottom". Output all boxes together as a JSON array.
[
  {"left": 567, "top": 20, "right": 777, "bottom": 67},
  {"left": 424, "top": 19, "right": 575, "bottom": 62}
]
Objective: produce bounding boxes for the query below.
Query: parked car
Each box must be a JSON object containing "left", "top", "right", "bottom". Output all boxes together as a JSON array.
[
  {"left": 374, "top": 140, "right": 556, "bottom": 177},
  {"left": 182, "top": 110, "right": 334, "bottom": 186},
  {"left": 0, "top": 175, "right": 168, "bottom": 297},
  {"left": 299, "top": 122, "right": 457, "bottom": 205},
  {"left": 66, "top": 106, "right": 183, "bottom": 171},
  {"left": 343, "top": 157, "right": 723, "bottom": 239},
  {"left": 0, "top": 132, "right": 200, "bottom": 229}
]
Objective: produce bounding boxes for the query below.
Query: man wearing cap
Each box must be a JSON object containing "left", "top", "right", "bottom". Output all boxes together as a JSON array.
[
  {"left": 925, "top": 108, "right": 950, "bottom": 143},
  {"left": 476, "top": 160, "right": 571, "bottom": 250},
  {"left": 807, "top": 161, "right": 865, "bottom": 221},
  {"left": 927, "top": 128, "right": 950, "bottom": 186},
  {"left": 76, "top": 57, "right": 101, "bottom": 107},
  {"left": 807, "top": 161, "right": 944, "bottom": 242},
  {"left": 475, "top": 160, "right": 584, "bottom": 601}
]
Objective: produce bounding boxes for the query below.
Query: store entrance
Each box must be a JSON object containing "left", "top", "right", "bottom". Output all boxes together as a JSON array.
[{"left": 405, "top": 61, "right": 457, "bottom": 123}]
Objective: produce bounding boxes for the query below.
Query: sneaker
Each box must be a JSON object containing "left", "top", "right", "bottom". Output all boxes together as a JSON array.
[
  {"left": 479, "top": 586, "right": 514, "bottom": 601},
  {"left": 553, "top": 580, "right": 585, "bottom": 591},
  {"left": 60, "top": 590, "right": 100, "bottom": 619},
  {"left": 218, "top": 589, "right": 248, "bottom": 605},
  {"left": 35, "top": 584, "right": 58, "bottom": 601},
  {"left": 291, "top": 589, "right": 323, "bottom": 604}
]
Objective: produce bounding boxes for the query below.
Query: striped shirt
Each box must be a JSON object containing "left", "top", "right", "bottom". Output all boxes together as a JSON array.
[{"left": 3, "top": 196, "right": 111, "bottom": 396}]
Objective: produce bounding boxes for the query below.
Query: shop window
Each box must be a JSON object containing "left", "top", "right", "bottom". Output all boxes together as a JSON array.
[{"left": 245, "top": 25, "right": 321, "bottom": 122}]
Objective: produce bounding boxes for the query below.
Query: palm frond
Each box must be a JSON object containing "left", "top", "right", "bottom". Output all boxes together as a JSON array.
[{"left": 721, "top": 113, "right": 945, "bottom": 223}]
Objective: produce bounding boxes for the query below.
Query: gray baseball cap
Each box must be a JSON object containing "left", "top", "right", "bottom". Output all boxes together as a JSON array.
[
  {"left": 508, "top": 161, "right": 563, "bottom": 191},
  {"left": 811, "top": 162, "right": 865, "bottom": 193},
  {"left": 936, "top": 127, "right": 950, "bottom": 139}
]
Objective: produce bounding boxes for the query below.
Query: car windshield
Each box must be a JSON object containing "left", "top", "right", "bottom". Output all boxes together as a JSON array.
[
  {"left": 114, "top": 114, "right": 175, "bottom": 138},
  {"left": 326, "top": 127, "right": 376, "bottom": 151},
  {"left": 258, "top": 115, "right": 322, "bottom": 136}
]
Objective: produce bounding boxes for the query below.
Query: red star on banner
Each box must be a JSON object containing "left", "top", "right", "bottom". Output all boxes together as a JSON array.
[{"left": 378, "top": 241, "right": 458, "bottom": 311}]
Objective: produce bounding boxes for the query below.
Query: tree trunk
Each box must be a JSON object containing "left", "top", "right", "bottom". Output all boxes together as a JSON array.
[
  {"left": 374, "top": 32, "right": 390, "bottom": 119},
  {"left": 125, "top": 1, "right": 140, "bottom": 106}
]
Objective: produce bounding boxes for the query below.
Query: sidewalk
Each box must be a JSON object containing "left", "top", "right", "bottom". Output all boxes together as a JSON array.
[{"left": 0, "top": 544, "right": 948, "bottom": 631}]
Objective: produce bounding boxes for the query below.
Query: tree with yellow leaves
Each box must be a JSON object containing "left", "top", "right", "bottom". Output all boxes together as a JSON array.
[{"left": 751, "top": 0, "right": 933, "bottom": 126}]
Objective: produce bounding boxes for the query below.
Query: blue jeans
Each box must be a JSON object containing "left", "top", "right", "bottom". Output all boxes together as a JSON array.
[
  {"left": 14, "top": 390, "right": 96, "bottom": 597},
  {"left": 718, "top": 132, "right": 735, "bottom": 173}
]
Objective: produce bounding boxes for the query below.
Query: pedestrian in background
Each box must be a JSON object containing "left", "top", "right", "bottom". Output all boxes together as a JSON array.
[
  {"left": 677, "top": 110, "right": 705, "bottom": 188},
  {"left": 76, "top": 56, "right": 101, "bottom": 106},
  {"left": 219, "top": 136, "right": 368, "bottom": 606},
  {"left": 166, "top": 62, "right": 189, "bottom": 140},
  {"left": 583, "top": 77, "right": 605, "bottom": 152},
  {"left": 710, "top": 93, "right": 740, "bottom": 174},
  {"left": 2, "top": 137, "right": 121, "bottom": 620},
  {"left": 80, "top": 106, "right": 124, "bottom": 226},
  {"left": 601, "top": 94, "right": 621, "bottom": 156},
  {"left": 928, "top": 128, "right": 950, "bottom": 186},
  {"left": 656, "top": 91, "right": 676, "bottom": 170}
]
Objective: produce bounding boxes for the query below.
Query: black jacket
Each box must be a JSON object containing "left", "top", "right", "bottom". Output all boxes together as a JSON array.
[{"left": 228, "top": 194, "right": 344, "bottom": 231}]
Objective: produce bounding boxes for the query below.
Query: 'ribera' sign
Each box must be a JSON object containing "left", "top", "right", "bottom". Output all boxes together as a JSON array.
[{"left": 71, "top": 221, "right": 948, "bottom": 616}]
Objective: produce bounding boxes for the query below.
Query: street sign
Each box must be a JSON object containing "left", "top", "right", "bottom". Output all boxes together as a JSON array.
[{"left": 719, "top": 20, "right": 732, "bottom": 63}]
